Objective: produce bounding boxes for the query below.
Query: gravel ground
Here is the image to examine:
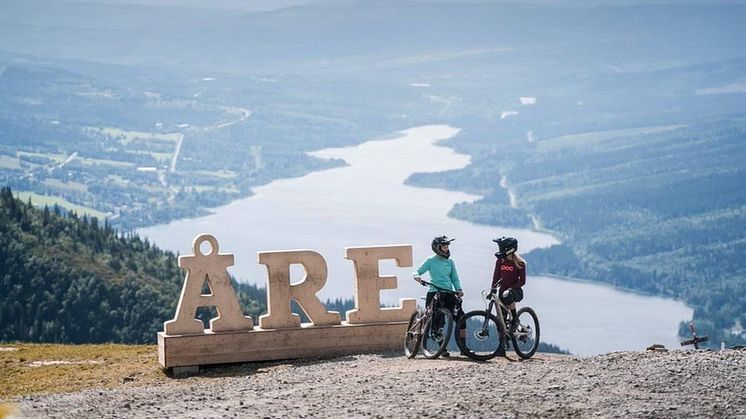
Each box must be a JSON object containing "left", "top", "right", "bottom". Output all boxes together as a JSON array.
[{"left": 19, "top": 349, "right": 746, "bottom": 418}]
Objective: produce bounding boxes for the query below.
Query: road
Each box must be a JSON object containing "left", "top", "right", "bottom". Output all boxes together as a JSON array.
[
  {"left": 169, "top": 106, "right": 251, "bottom": 173},
  {"left": 168, "top": 134, "right": 184, "bottom": 173}
]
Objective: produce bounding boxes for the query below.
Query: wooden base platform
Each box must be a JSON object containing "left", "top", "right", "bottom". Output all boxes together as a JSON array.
[{"left": 158, "top": 321, "right": 409, "bottom": 369}]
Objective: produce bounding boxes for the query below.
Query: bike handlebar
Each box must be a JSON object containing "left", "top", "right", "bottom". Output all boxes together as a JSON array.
[{"left": 418, "top": 279, "right": 459, "bottom": 293}]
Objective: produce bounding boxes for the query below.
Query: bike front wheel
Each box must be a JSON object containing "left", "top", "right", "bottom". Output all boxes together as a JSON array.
[
  {"left": 404, "top": 310, "right": 423, "bottom": 358},
  {"left": 456, "top": 310, "right": 506, "bottom": 361},
  {"left": 421, "top": 308, "right": 453, "bottom": 359},
  {"left": 511, "top": 307, "right": 540, "bottom": 359}
]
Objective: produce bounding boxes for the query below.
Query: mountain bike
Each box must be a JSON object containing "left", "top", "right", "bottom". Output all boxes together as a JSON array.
[
  {"left": 456, "top": 288, "right": 540, "bottom": 360},
  {"left": 404, "top": 280, "right": 460, "bottom": 359}
]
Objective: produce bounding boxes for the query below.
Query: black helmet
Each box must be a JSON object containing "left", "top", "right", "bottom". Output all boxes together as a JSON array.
[
  {"left": 431, "top": 235, "right": 455, "bottom": 258},
  {"left": 493, "top": 236, "right": 518, "bottom": 258}
]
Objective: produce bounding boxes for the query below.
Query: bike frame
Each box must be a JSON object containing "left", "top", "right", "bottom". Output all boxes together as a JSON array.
[
  {"left": 408, "top": 281, "right": 459, "bottom": 347},
  {"left": 483, "top": 290, "right": 510, "bottom": 337},
  {"left": 481, "top": 289, "right": 534, "bottom": 343}
]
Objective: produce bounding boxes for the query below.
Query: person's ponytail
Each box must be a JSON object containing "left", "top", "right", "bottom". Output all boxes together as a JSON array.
[{"left": 512, "top": 253, "right": 526, "bottom": 268}]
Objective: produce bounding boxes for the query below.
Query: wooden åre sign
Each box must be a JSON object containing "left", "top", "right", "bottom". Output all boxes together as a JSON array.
[{"left": 157, "top": 234, "right": 417, "bottom": 369}]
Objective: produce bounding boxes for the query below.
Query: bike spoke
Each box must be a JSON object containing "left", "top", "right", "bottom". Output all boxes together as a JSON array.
[
  {"left": 511, "top": 308, "right": 540, "bottom": 359},
  {"left": 421, "top": 308, "right": 453, "bottom": 359},
  {"left": 458, "top": 311, "right": 505, "bottom": 360},
  {"left": 404, "top": 310, "right": 423, "bottom": 358}
]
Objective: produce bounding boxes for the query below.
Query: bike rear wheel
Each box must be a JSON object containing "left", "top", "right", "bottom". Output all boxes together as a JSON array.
[
  {"left": 404, "top": 310, "right": 423, "bottom": 358},
  {"left": 421, "top": 308, "right": 453, "bottom": 359},
  {"left": 511, "top": 307, "right": 540, "bottom": 359},
  {"left": 456, "top": 310, "right": 506, "bottom": 361}
]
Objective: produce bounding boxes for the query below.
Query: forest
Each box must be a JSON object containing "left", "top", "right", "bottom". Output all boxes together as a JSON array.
[
  {"left": 0, "top": 186, "right": 264, "bottom": 343},
  {"left": 411, "top": 119, "right": 746, "bottom": 347}
]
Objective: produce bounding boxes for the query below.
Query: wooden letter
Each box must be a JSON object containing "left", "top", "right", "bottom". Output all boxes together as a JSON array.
[
  {"left": 258, "top": 250, "right": 341, "bottom": 329},
  {"left": 164, "top": 234, "right": 254, "bottom": 335},
  {"left": 345, "top": 245, "right": 417, "bottom": 324}
]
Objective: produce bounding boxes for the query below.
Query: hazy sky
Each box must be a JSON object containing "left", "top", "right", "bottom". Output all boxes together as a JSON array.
[
  {"left": 46, "top": 0, "right": 347, "bottom": 12},
  {"left": 44, "top": 0, "right": 746, "bottom": 11}
]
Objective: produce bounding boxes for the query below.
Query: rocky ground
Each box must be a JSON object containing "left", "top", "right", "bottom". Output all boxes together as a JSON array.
[{"left": 16, "top": 349, "right": 746, "bottom": 418}]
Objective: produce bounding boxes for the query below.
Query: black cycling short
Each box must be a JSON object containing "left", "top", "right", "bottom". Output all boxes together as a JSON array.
[
  {"left": 425, "top": 291, "right": 464, "bottom": 320},
  {"left": 499, "top": 288, "right": 524, "bottom": 306}
]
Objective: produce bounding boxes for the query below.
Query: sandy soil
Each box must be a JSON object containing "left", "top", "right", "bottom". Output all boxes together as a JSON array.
[{"left": 19, "top": 349, "right": 746, "bottom": 418}]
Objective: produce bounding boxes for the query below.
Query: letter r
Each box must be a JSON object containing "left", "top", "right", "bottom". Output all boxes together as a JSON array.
[{"left": 257, "top": 250, "right": 341, "bottom": 329}]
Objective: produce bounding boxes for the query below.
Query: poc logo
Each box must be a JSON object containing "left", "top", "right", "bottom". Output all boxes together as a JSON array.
[{"left": 501, "top": 265, "right": 515, "bottom": 272}]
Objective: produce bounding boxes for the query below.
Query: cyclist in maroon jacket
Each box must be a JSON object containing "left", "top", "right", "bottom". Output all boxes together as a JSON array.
[{"left": 490, "top": 236, "right": 526, "bottom": 333}]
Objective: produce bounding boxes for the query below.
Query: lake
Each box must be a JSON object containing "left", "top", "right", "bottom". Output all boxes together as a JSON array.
[{"left": 139, "top": 125, "right": 692, "bottom": 356}]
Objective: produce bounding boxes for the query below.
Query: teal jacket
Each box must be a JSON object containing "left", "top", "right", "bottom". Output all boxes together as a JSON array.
[{"left": 414, "top": 255, "right": 462, "bottom": 293}]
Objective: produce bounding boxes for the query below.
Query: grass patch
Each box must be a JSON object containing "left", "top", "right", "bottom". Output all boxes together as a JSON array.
[
  {"left": 104, "top": 174, "right": 130, "bottom": 187},
  {"left": 145, "top": 151, "right": 173, "bottom": 162},
  {"left": 17, "top": 151, "right": 137, "bottom": 169},
  {"left": 76, "top": 156, "right": 135, "bottom": 168},
  {"left": 0, "top": 155, "right": 20, "bottom": 170},
  {"left": 42, "top": 179, "right": 88, "bottom": 193},
  {"left": 129, "top": 149, "right": 173, "bottom": 163},
  {"left": 95, "top": 127, "right": 181, "bottom": 145},
  {"left": 16, "top": 151, "right": 65, "bottom": 164},
  {"left": 14, "top": 191, "right": 107, "bottom": 219},
  {"left": 0, "top": 343, "right": 165, "bottom": 401},
  {"left": 191, "top": 185, "right": 241, "bottom": 194},
  {"left": 192, "top": 169, "right": 238, "bottom": 179},
  {"left": 536, "top": 125, "right": 684, "bottom": 152}
]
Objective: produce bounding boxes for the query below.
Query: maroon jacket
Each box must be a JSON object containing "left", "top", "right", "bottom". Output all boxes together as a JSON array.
[{"left": 491, "top": 258, "right": 526, "bottom": 293}]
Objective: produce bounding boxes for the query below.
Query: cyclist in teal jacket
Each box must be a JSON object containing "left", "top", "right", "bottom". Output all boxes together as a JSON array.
[{"left": 413, "top": 235, "right": 466, "bottom": 356}]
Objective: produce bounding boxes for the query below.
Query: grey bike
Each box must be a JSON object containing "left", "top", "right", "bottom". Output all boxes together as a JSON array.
[
  {"left": 404, "top": 280, "right": 459, "bottom": 359},
  {"left": 456, "top": 288, "right": 540, "bottom": 360}
]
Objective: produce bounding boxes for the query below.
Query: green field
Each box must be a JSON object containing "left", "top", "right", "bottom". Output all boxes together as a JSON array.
[
  {"left": 16, "top": 151, "right": 66, "bottom": 164},
  {"left": 193, "top": 169, "right": 238, "bottom": 179},
  {"left": 42, "top": 179, "right": 88, "bottom": 193},
  {"left": 536, "top": 125, "right": 686, "bottom": 152},
  {"left": 77, "top": 156, "right": 136, "bottom": 168},
  {"left": 95, "top": 127, "right": 181, "bottom": 145},
  {"left": 0, "top": 155, "right": 20, "bottom": 170},
  {"left": 15, "top": 191, "right": 107, "bottom": 219},
  {"left": 0, "top": 343, "right": 162, "bottom": 400}
]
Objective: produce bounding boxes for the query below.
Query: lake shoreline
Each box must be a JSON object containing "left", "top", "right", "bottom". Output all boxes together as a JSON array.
[
  {"left": 407, "top": 129, "right": 692, "bottom": 319},
  {"left": 139, "top": 124, "right": 692, "bottom": 355},
  {"left": 537, "top": 273, "right": 692, "bottom": 308}
]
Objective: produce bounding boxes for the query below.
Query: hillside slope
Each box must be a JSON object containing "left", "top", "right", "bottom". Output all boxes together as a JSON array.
[
  {"left": 0, "top": 187, "right": 265, "bottom": 343},
  {"left": 413, "top": 117, "right": 746, "bottom": 348},
  {"left": 14, "top": 349, "right": 746, "bottom": 418}
]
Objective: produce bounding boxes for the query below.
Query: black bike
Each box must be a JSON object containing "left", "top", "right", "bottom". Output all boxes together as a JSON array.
[
  {"left": 404, "top": 280, "right": 459, "bottom": 359},
  {"left": 456, "top": 289, "right": 540, "bottom": 360}
]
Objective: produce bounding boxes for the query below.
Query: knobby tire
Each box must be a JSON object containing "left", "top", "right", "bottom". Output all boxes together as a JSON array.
[
  {"left": 404, "top": 310, "right": 422, "bottom": 358},
  {"left": 421, "top": 308, "right": 453, "bottom": 359},
  {"left": 511, "top": 307, "right": 540, "bottom": 359},
  {"left": 456, "top": 310, "right": 506, "bottom": 361}
]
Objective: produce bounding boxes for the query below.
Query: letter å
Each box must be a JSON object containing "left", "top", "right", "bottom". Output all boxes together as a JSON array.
[{"left": 164, "top": 235, "right": 254, "bottom": 335}]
